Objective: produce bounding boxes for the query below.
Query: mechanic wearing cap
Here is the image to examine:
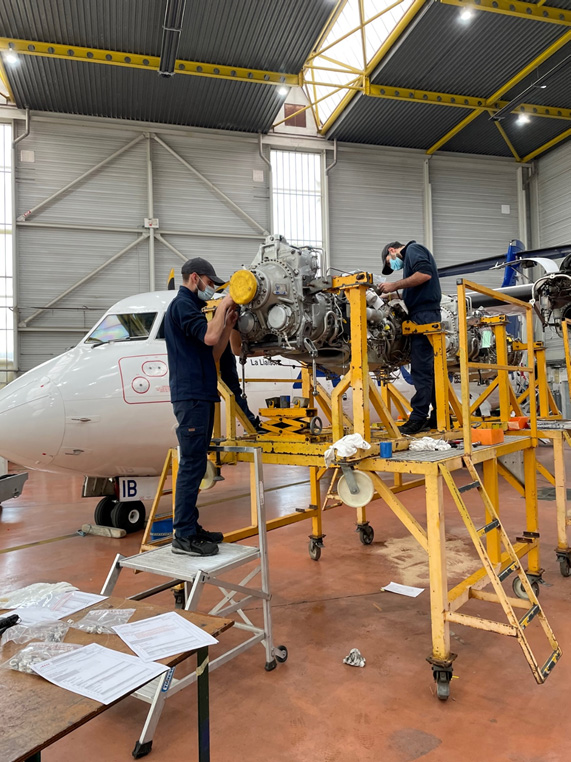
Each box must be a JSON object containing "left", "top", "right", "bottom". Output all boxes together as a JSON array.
[
  {"left": 378, "top": 241, "right": 441, "bottom": 436},
  {"left": 165, "top": 257, "right": 237, "bottom": 556}
]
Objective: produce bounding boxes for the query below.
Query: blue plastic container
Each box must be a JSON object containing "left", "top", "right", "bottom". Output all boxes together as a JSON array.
[
  {"left": 380, "top": 441, "right": 393, "bottom": 458},
  {"left": 150, "top": 517, "right": 173, "bottom": 542}
]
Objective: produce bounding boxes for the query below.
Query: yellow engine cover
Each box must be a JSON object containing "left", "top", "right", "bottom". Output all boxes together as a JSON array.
[{"left": 229, "top": 269, "right": 258, "bottom": 305}]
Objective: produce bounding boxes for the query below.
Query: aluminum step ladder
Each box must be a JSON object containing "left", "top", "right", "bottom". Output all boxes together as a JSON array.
[
  {"left": 440, "top": 455, "right": 561, "bottom": 686},
  {"left": 100, "top": 445, "right": 287, "bottom": 758}
]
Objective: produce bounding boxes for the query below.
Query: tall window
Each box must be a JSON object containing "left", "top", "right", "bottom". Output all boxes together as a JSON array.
[
  {"left": 270, "top": 150, "right": 323, "bottom": 249},
  {"left": 0, "top": 123, "right": 13, "bottom": 386}
]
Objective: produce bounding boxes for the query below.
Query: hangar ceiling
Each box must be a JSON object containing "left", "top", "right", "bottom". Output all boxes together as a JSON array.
[{"left": 0, "top": 0, "right": 570, "bottom": 161}]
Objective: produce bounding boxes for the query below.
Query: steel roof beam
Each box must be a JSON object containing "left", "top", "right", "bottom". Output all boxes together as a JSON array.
[
  {"left": 438, "top": 0, "right": 571, "bottom": 27},
  {"left": 426, "top": 29, "right": 571, "bottom": 156},
  {"left": 369, "top": 84, "right": 571, "bottom": 120},
  {"left": 0, "top": 38, "right": 299, "bottom": 87}
]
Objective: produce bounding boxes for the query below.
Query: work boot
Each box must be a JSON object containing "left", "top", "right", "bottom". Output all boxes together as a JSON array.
[
  {"left": 427, "top": 413, "right": 437, "bottom": 429},
  {"left": 196, "top": 525, "right": 224, "bottom": 543},
  {"left": 172, "top": 535, "right": 219, "bottom": 556},
  {"left": 399, "top": 417, "right": 430, "bottom": 436}
]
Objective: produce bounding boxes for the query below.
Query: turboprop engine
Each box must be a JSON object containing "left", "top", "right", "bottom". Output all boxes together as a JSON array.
[
  {"left": 229, "top": 236, "right": 522, "bottom": 378},
  {"left": 533, "top": 254, "right": 571, "bottom": 332}
]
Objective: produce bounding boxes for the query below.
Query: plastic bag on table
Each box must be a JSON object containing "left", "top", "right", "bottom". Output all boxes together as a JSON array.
[
  {"left": 0, "top": 582, "right": 77, "bottom": 610},
  {"left": 69, "top": 608, "right": 136, "bottom": 635},
  {"left": 3, "top": 642, "right": 82, "bottom": 674},
  {"left": 1, "top": 620, "right": 70, "bottom": 647}
]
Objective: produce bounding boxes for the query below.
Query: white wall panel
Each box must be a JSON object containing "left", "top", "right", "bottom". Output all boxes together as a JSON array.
[
  {"left": 535, "top": 142, "right": 571, "bottom": 363},
  {"left": 14, "top": 119, "right": 270, "bottom": 371},
  {"left": 328, "top": 146, "right": 425, "bottom": 275},
  {"left": 431, "top": 155, "right": 519, "bottom": 295},
  {"left": 537, "top": 142, "right": 571, "bottom": 247}
]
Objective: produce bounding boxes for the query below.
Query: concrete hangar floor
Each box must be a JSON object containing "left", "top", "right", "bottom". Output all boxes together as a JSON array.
[{"left": 1, "top": 452, "right": 570, "bottom": 762}]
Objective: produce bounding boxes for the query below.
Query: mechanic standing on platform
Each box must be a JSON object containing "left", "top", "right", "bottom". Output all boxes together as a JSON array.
[
  {"left": 165, "top": 257, "right": 237, "bottom": 556},
  {"left": 378, "top": 241, "right": 442, "bottom": 435}
]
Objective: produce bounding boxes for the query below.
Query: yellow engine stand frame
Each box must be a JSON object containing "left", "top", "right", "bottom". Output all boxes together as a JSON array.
[{"left": 174, "top": 272, "right": 564, "bottom": 693}]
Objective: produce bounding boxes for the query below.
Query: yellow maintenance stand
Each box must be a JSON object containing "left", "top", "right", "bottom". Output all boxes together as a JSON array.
[
  {"left": 146, "top": 273, "right": 563, "bottom": 699},
  {"left": 209, "top": 273, "right": 562, "bottom": 698}
]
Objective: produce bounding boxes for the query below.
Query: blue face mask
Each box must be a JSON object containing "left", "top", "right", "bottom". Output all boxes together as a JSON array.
[
  {"left": 197, "top": 278, "right": 216, "bottom": 301},
  {"left": 389, "top": 257, "right": 403, "bottom": 272}
]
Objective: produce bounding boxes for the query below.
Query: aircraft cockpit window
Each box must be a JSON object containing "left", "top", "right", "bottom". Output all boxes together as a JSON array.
[
  {"left": 85, "top": 312, "right": 157, "bottom": 345},
  {"left": 156, "top": 317, "right": 165, "bottom": 339}
]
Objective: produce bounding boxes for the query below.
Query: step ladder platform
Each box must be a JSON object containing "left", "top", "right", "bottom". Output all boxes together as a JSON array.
[{"left": 120, "top": 543, "right": 261, "bottom": 580}]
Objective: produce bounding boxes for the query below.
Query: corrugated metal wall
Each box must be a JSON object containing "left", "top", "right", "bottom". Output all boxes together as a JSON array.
[
  {"left": 327, "top": 146, "right": 520, "bottom": 297},
  {"left": 430, "top": 155, "right": 520, "bottom": 294},
  {"left": 537, "top": 142, "right": 571, "bottom": 248},
  {"left": 535, "top": 142, "right": 571, "bottom": 363},
  {"left": 14, "top": 119, "right": 269, "bottom": 370},
  {"left": 328, "top": 146, "right": 425, "bottom": 275}
]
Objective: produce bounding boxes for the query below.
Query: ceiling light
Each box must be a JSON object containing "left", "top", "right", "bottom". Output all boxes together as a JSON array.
[
  {"left": 277, "top": 86, "right": 289, "bottom": 97},
  {"left": 516, "top": 114, "right": 530, "bottom": 126},
  {"left": 459, "top": 8, "right": 473, "bottom": 21},
  {"left": 4, "top": 53, "right": 19, "bottom": 65}
]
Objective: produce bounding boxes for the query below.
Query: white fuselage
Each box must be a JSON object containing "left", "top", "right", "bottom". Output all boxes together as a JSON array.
[{"left": 0, "top": 291, "right": 302, "bottom": 478}]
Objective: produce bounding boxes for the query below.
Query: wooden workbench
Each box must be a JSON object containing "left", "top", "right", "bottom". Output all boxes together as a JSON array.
[{"left": 0, "top": 596, "right": 233, "bottom": 762}]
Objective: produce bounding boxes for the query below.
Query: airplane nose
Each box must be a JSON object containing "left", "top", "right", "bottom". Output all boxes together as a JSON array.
[{"left": 0, "top": 375, "right": 65, "bottom": 467}]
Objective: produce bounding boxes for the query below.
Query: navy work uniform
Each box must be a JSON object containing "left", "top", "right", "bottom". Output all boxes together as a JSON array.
[
  {"left": 399, "top": 241, "right": 442, "bottom": 422},
  {"left": 164, "top": 286, "right": 219, "bottom": 539}
]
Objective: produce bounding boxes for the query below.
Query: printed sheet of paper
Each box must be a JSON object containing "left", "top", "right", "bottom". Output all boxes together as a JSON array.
[
  {"left": 32, "top": 642, "right": 168, "bottom": 705},
  {"left": 13, "top": 591, "right": 107, "bottom": 622},
  {"left": 46, "top": 591, "right": 108, "bottom": 618},
  {"left": 11, "top": 607, "right": 61, "bottom": 625},
  {"left": 381, "top": 581, "right": 425, "bottom": 598},
  {"left": 113, "top": 611, "right": 218, "bottom": 661}
]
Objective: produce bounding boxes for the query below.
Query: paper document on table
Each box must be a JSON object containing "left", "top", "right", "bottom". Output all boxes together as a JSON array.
[
  {"left": 13, "top": 591, "right": 107, "bottom": 621},
  {"left": 32, "top": 642, "right": 168, "bottom": 705},
  {"left": 12, "top": 607, "right": 61, "bottom": 625},
  {"left": 113, "top": 611, "right": 218, "bottom": 661},
  {"left": 381, "top": 582, "right": 424, "bottom": 598},
  {"left": 46, "top": 591, "right": 108, "bottom": 618}
]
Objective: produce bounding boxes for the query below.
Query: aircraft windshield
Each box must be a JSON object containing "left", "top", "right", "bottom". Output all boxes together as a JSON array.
[{"left": 85, "top": 312, "right": 157, "bottom": 345}]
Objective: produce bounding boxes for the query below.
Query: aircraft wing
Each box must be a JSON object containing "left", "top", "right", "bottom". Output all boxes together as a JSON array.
[{"left": 437, "top": 244, "right": 571, "bottom": 280}]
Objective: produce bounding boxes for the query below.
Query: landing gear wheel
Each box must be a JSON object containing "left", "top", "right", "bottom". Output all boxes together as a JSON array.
[
  {"left": 275, "top": 645, "right": 288, "bottom": 663},
  {"left": 512, "top": 575, "right": 540, "bottom": 600},
  {"left": 435, "top": 671, "right": 451, "bottom": 701},
  {"left": 94, "top": 496, "right": 116, "bottom": 527},
  {"left": 559, "top": 557, "right": 571, "bottom": 577},
  {"left": 309, "top": 417, "right": 323, "bottom": 435},
  {"left": 358, "top": 524, "right": 374, "bottom": 545},
  {"left": 308, "top": 540, "right": 322, "bottom": 561},
  {"left": 110, "top": 501, "right": 146, "bottom": 533}
]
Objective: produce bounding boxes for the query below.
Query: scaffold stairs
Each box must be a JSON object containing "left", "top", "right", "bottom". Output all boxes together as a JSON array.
[{"left": 439, "top": 456, "right": 561, "bottom": 684}]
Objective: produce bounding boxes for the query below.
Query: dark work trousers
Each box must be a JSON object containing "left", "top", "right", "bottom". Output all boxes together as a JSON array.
[
  {"left": 172, "top": 399, "right": 215, "bottom": 538},
  {"left": 219, "top": 350, "right": 257, "bottom": 426},
  {"left": 408, "top": 308, "right": 441, "bottom": 422}
]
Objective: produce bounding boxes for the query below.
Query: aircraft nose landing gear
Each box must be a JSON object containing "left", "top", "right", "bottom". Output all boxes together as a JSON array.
[{"left": 93, "top": 497, "right": 146, "bottom": 533}]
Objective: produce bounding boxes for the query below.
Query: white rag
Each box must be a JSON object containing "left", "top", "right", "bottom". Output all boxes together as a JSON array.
[
  {"left": 324, "top": 434, "right": 371, "bottom": 467},
  {"left": 408, "top": 436, "right": 451, "bottom": 452}
]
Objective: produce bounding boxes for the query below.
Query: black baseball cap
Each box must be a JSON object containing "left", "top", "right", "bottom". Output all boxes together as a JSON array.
[
  {"left": 381, "top": 241, "right": 404, "bottom": 275},
  {"left": 181, "top": 257, "right": 224, "bottom": 286}
]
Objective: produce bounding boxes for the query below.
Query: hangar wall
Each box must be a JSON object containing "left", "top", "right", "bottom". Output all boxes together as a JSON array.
[
  {"left": 536, "top": 142, "right": 571, "bottom": 248},
  {"left": 11, "top": 116, "right": 524, "bottom": 373},
  {"left": 13, "top": 118, "right": 270, "bottom": 371},
  {"left": 328, "top": 145, "right": 520, "bottom": 294}
]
